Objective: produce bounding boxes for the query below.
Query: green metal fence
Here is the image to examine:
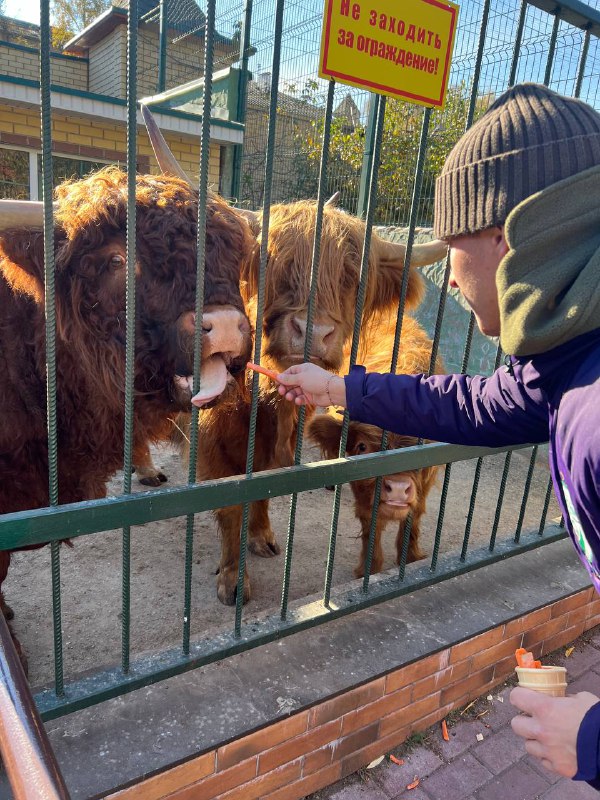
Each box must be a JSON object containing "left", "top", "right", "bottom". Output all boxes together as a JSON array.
[{"left": 1, "top": 0, "right": 599, "bottom": 726}]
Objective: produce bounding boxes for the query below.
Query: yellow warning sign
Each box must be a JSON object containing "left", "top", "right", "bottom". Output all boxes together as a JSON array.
[{"left": 319, "top": 0, "right": 459, "bottom": 108}]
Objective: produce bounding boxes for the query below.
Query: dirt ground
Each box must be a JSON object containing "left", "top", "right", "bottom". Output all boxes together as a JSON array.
[{"left": 6, "top": 439, "right": 560, "bottom": 690}]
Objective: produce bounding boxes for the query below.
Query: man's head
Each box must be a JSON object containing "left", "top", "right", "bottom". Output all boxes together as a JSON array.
[{"left": 434, "top": 83, "right": 600, "bottom": 337}]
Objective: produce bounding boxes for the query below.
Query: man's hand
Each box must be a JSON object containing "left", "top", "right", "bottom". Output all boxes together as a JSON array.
[
  {"left": 510, "top": 687, "right": 599, "bottom": 777},
  {"left": 276, "top": 363, "right": 347, "bottom": 407}
]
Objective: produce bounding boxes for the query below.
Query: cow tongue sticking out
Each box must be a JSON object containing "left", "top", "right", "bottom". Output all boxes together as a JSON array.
[{"left": 185, "top": 355, "right": 229, "bottom": 407}]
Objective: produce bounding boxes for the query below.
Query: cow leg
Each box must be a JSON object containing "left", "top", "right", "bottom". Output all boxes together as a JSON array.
[
  {"left": 133, "top": 439, "right": 167, "bottom": 487},
  {"left": 248, "top": 500, "right": 281, "bottom": 557},
  {"left": 215, "top": 505, "right": 251, "bottom": 606},
  {"left": 354, "top": 517, "right": 385, "bottom": 578},
  {"left": 0, "top": 551, "right": 27, "bottom": 674},
  {"left": 396, "top": 516, "right": 427, "bottom": 565}
]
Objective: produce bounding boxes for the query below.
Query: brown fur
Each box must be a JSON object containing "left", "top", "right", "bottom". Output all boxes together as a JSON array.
[
  {"left": 0, "top": 166, "right": 253, "bottom": 660},
  {"left": 191, "top": 202, "right": 431, "bottom": 605},
  {"left": 307, "top": 315, "right": 445, "bottom": 578}
]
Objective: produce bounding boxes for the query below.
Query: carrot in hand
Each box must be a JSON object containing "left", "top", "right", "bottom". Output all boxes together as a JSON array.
[{"left": 247, "top": 362, "right": 280, "bottom": 382}]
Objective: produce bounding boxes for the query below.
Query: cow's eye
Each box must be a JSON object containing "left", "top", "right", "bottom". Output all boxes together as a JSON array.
[
  {"left": 356, "top": 442, "right": 367, "bottom": 454},
  {"left": 110, "top": 254, "right": 125, "bottom": 268}
]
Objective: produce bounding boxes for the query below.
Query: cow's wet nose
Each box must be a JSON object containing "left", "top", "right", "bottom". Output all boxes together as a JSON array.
[
  {"left": 382, "top": 477, "right": 414, "bottom": 504},
  {"left": 290, "top": 315, "right": 335, "bottom": 356},
  {"left": 201, "top": 307, "right": 251, "bottom": 360}
]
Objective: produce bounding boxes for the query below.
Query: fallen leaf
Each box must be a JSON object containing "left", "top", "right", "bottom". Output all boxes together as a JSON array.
[
  {"left": 407, "top": 777, "right": 420, "bottom": 790},
  {"left": 366, "top": 755, "right": 385, "bottom": 769},
  {"left": 389, "top": 755, "right": 404, "bottom": 766},
  {"left": 565, "top": 646, "right": 575, "bottom": 657},
  {"left": 476, "top": 733, "right": 484, "bottom": 741}
]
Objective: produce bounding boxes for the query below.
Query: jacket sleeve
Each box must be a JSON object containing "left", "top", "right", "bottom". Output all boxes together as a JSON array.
[
  {"left": 574, "top": 700, "right": 600, "bottom": 788},
  {"left": 344, "top": 364, "right": 549, "bottom": 448}
]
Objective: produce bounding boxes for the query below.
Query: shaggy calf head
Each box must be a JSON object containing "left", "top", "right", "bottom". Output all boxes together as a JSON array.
[
  {"left": 308, "top": 414, "right": 438, "bottom": 523},
  {"left": 0, "top": 167, "right": 253, "bottom": 412},
  {"left": 240, "top": 202, "right": 447, "bottom": 372}
]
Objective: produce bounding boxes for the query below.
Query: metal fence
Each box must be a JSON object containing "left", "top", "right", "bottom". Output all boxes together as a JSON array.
[{"left": 1, "top": 0, "right": 599, "bottom": 731}]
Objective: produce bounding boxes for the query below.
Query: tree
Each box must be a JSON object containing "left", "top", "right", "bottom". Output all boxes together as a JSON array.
[{"left": 51, "top": 0, "right": 110, "bottom": 48}]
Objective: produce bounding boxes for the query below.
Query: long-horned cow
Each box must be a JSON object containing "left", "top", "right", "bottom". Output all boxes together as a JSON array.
[
  {"left": 308, "top": 315, "right": 445, "bottom": 578},
  {"left": 0, "top": 151, "right": 254, "bottom": 664}
]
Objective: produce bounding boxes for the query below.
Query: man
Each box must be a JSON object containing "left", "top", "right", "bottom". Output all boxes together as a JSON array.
[{"left": 277, "top": 83, "right": 600, "bottom": 787}]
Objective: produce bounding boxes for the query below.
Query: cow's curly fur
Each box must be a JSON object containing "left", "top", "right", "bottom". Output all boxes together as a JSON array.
[
  {"left": 190, "top": 202, "right": 434, "bottom": 606},
  {"left": 0, "top": 166, "right": 253, "bottom": 658},
  {"left": 307, "top": 315, "right": 445, "bottom": 578}
]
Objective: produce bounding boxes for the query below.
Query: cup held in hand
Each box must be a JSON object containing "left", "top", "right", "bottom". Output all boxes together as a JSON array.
[{"left": 515, "top": 665, "right": 567, "bottom": 697}]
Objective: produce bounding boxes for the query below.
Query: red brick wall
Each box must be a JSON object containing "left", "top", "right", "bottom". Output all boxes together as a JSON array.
[{"left": 108, "top": 587, "right": 600, "bottom": 800}]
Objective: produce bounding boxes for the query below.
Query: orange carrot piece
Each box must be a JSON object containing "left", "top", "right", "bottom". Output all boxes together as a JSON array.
[
  {"left": 441, "top": 720, "right": 450, "bottom": 741},
  {"left": 389, "top": 755, "right": 404, "bottom": 766},
  {"left": 407, "top": 777, "right": 420, "bottom": 790},
  {"left": 533, "top": 660, "right": 542, "bottom": 668},
  {"left": 246, "top": 362, "right": 280, "bottom": 382},
  {"left": 515, "top": 647, "right": 527, "bottom": 666}
]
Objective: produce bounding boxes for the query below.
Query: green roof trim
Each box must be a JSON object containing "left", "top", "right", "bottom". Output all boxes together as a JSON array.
[{"left": 0, "top": 73, "right": 245, "bottom": 131}]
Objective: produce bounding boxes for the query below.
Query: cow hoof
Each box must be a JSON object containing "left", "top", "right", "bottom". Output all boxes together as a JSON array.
[
  {"left": 248, "top": 537, "right": 281, "bottom": 558},
  {"left": 217, "top": 569, "right": 250, "bottom": 606},
  {"left": 139, "top": 471, "right": 168, "bottom": 487}
]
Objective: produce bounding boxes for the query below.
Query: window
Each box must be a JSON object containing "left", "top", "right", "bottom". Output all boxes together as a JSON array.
[
  {"left": 0, "top": 149, "right": 30, "bottom": 199},
  {"left": 37, "top": 155, "right": 109, "bottom": 189}
]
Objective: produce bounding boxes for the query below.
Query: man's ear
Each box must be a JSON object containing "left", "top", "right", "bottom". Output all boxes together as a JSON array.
[
  {"left": 306, "top": 413, "right": 343, "bottom": 460},
  {"left": 493, "top": 225, "right": 509, "bottom": 259},
  {"left": 0, "top": 230, "right": 46, "bottom": 303}
]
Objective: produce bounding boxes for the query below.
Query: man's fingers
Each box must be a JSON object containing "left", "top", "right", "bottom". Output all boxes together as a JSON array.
[
  {"left": 510, "top": 686, "right": 549, "bottom": 715},
  {"left": 511, "top": 713, "right": 541, "bottom": 740},
  {"left": 524, "top": 739, "right": 545, "bottom": 760}
]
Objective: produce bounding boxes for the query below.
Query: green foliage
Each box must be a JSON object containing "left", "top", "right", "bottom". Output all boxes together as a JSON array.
[
  {"left": 293, "top": 81, "right": 492, "bottom": 225},
  {"left": 51, "top": 0, "right": 110, "bottom": 48}
]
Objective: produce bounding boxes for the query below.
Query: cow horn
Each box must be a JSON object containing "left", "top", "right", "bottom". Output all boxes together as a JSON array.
[
  {"left": 379, "top": 237, "right": 448, "bottom": 267},
  {"left": 140, "top": 103, "right": 193, "bottom": 185},
  {"left": 324, "top": 191, "right": 340, "bottom": 207},
  {"left": 0, "top": 199, "right": 47, "bottom": 230}
]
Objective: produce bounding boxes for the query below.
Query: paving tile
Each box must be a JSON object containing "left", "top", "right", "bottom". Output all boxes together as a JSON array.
[
  {"left": 438, "top": 719, "right": 490, "bottom": 759},
  {"left": 525, "top": 754, "right": 563, "bottom": 785},
  {"left": 374, "top": 748, "right": 443, "bottom": 796},
  {"left": 541, "top": 777, "right": 600, "bottom": 798},
  {"left": 387, "top": 786, "right": 431, "bottom": 800},
  {"left": 563, "top": 645, "right": 600, "bottom": 679},
  {"left": 566, "top": 672, "right": 600, "bottom": 695},
  {"left": 326, "top": 778, "right": 390, "bottom": 800},
  {"left": 474, "top": 761, "right": 550, "bottom": 800},
  {"left": 421, "top": 754, "right": 492, "bottom": 799},
  {"left": 472, "top": 726, "right": 526, "bottom": 774}
]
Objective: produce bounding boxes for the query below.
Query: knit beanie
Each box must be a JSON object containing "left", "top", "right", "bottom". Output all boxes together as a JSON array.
[{"left": 433, "top": 83, "right": 600, "bottom": 240}]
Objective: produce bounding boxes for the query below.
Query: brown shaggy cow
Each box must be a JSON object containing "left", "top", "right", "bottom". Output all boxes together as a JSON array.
[
  {"left": 0, "top": 166, "right": 254, "bottom": 660},
  {"left": 189, "top": 203, "right": 447, "bottom": 605},
  {"left": 307, "top": 315, "right": 444, "bottom": 578}
]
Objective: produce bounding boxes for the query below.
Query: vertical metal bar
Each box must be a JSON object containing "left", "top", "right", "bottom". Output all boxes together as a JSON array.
[
  {"left": 508, "top": 0, "right": 528, "bottom": 87},
  {"left": 40, "top": 0, "right": 63, "bottom": 698},
  {"left": 121, "top": 0, "right": 138, "bottom": 675},
  {"left": 466, "top": 0, "right": 491, "bottom": 125},
  {"left": 281, "top": 80, "right": 335, "bottom": 620},
  {"left": 543, "top": 11, "right": 560, "bottom": 86},
  {"left": 459, "top": 344, "right": 503, "bottom": 561},
  {"left": 574, "top": 28, "right": 591, "bottom": 98},
  {"left": 514, "top": 445, "right": 539, "bottom": 542},
  {"left": 356, "top": 95, "right": 378, "bottom": 218},
  {"left": 489, "top": 451, "right": 512, "bottom": 551},
  {"left": 158, "top": 0, "right": 168, "bottom": 93},
  {"left": 183, "top": 0, "right": 216, "bottom": 654},
  {"left": 538, "top": 476, "right": 554, "bottom": 535},
  {"left": 235, "top": 0, "right": 286, "bottom": 637},
  {"left": 323, "top": 94, "right": 387, "bottom": 607},
  {"left": 231, "top": 0, "right": 253, "bottom": 200},
  {"left": 362, "top": 107, "right": 432, "bottom": 586}
]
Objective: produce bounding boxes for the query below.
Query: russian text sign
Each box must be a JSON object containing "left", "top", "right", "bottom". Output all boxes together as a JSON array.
[{"left": 319, "top": 0, "right": 459, "bottom": 108}]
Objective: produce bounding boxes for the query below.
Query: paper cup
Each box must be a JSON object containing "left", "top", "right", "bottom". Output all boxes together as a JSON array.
[{"left": 515, "top": 665, "right": 567, "bottom": 697}]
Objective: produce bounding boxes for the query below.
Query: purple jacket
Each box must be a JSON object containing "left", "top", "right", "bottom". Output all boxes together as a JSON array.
[{"left": 346, "top": 327, "right": 600, "bottom": 786}]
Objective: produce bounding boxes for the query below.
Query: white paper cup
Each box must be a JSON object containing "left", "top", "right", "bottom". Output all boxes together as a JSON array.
[{"left": 515, "top": 665, "right": 567, "bottom": 697}]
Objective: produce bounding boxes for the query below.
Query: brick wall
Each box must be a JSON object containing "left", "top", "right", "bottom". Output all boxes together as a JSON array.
[
  {"left": 0, "top": 43, "right": 87, "bottom": 89},
  {"left": 0, "top": 104, "right": 221, "bottom": 189},
  {"left": 89, "top": 27, "right": 126, "bottom": 98},
  {"left": 106, "top": 588, "right": 600, "bottom": 800}
]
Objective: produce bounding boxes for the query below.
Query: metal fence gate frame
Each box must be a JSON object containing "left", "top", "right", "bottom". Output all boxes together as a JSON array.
[{"left": 1, "top": 0, "right": 599, "bottom": 727}]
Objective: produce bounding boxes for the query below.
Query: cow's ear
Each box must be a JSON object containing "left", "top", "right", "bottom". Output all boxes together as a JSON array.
[
  {"left": 306, "top": 413, "right": 343, "bottom": 460},
  {"left": 0, "top": 230, "right": 46, "bottom": 303}
]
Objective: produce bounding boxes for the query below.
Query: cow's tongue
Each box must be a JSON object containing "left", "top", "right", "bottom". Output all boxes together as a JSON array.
[{"left": 190, "top": 355, "right": 228, "bottom": 407}]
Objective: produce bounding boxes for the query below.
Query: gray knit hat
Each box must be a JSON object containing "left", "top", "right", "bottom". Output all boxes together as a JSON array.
[{"left": 433, "top": 83, "right": 600, "bottom": 240}]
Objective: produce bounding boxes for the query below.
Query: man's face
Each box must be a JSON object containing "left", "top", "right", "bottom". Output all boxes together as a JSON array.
[{"left": 447, "top": 226, "right": 508, "bottom": 338}]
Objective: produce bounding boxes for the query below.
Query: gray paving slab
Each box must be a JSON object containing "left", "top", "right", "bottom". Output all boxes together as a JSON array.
[
  {"left": 472, "top": 725, "right": 526, "bottom": 774},
  {"left": 421, "top": 754, "right": 493, "bottom": 798},
  {"left": 541, "top": 778, "right": 600, "bottom": 798},
  {"left": 474, "top": 762, "right": 551, "bottom": 799},
  {"left": 373, "top": 749, "right": 443, "bottom": 796}
]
